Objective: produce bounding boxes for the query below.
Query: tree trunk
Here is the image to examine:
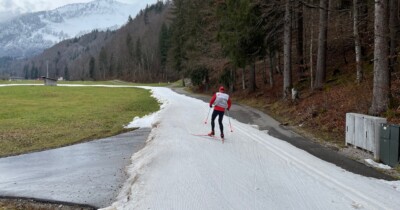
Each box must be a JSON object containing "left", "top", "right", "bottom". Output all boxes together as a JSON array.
[
  {"left": 242, "top": 67, "right": 246, "bottom": 90},
  {"left": 309, "top": 2, "right": 314, "bottom": 90},
  {"left": 389, "top": 0, "right": 399, "bottom": 72},
  {"left": 249, "top": 62, "right": 256, "bottom": 93},
  {"left": 269, "top": 53, "right": 274, "bottom": 88},
  {"left": 263, "top": 58, "right": 268, "bottom": 84},
  {"left": 283, "top": 0, "right": 292, "bottom": 99},
  {"left": 314, "top": 0, "right": 329, "bottom": 90},
  {"left": 296, "top": 0, "right": 305, "bottom": 80},
  {"left": 359, "top": 0, "right": 369, "bottom": 56},
  {"left": 310, "top": 25, "right": 314, "bottom": 90},
  {"left": 353, "top": 0, "right": 363, "bottom": 83},
  {"left": 230, "top": 67, "right": 235, "bottom": 93},
  {"left": 369, "top": 0, "right": 390, "bottom": 115},
  {"left": 276, "top": 52, "right": 282, "bottom": 74},
  {"left": 310, "top": 28, "right": 314, "bottom": 90}
]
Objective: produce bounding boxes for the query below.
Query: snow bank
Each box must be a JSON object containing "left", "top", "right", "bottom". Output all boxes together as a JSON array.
[
  {"left": 124, "top": 86, "right": 168, "bottom": 129},
  {"left": 365, "top": 159, "right": 392, "bottom": 170}
]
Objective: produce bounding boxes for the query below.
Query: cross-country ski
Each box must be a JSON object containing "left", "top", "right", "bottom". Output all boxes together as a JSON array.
[{"left": 191, "top": 133, "right": 225, "bottom": 143}]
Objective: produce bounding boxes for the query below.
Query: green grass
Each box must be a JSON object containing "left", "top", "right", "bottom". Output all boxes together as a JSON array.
[
  {"left": 0, "top": 80, "right": 43, "bottom": 84},
  {"left": 0, "top": 85, "right": 160, "bottom": 157}
]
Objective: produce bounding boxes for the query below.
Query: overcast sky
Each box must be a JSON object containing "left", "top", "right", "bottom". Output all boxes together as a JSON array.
[{"left": 0, "top": 0, "right": 158, "bottom": 22}]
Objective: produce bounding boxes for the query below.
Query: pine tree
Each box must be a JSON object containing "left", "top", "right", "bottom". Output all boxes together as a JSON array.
[
  {"left": 135, "top": 38, "right": 142, "bottom": 66},
  {"left": 23, "top": 65, "right": 29, "bottom": 79},
  {"left": 217, "top": 0, "right": 265, "bottom": 92},
  {"left": 99, "top": 47, "right": 108, "bottom": 80},
  {"left": 170, "top": 0, "right": 186, "bottom": 80},
  {"left": 126, "top": 34, "right": 134, "bottom": 57},
  {"left": 144, "top": 5, "right": 149, "bottom": 25},
  {"left": 89, "top": 57, "right": 96, "bottom": 80},
  {"left": 64, "top": 66, "right": 70, "bottom": 81},
  {"left": 109, "top": 53, "right": 115, "bottom": 78},
  {"left": 262, "top": 1, "right": 284, "bottom": 88},
  {"left": 217, "top": 0, "right": 248, "bottom": 90},
  {"left": 30, "top": 65, "right": 36, "bottom": 79},
  {"left": 159, "top": 22, "right": 170, "bottom": 78}
]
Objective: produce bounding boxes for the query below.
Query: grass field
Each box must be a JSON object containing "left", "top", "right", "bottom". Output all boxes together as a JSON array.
[
  {"left": 0, "top": 79, "right": 169, "bottom": 86},
  {"left": 0, "top": 85, "right": 160, "bottom": 157}
]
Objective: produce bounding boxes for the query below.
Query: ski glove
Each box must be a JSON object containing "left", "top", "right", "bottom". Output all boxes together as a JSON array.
[{"left": 210, "top": 105, "right": 212, "bottom": 108}]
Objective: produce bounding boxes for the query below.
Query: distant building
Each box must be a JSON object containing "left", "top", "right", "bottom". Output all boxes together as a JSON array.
[{"left": 41, "top": 76, "right": 57, "bottom": 86}]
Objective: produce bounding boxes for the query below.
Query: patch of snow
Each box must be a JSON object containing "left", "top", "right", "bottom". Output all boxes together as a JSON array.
[
  {"left": 124, "top": 115, "right": 156, "bottom": 129},
  {"left": 124, "top": 88, "right": 167, "bottom": 129},
  {"left": 249, "top": 124, "right": 259, "bottom": 130},
  {"left": 365, "top": 159, "right": 392, "bottom": 170}
]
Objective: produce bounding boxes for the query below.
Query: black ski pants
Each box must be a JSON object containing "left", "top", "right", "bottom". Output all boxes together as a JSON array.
[{"left": 211, "top": 110, "right": 224, "bottom": 135}]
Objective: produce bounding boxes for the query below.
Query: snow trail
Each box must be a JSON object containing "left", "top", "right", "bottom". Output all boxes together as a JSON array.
[{"left": 103, "top": 87, "right": 400, "bottom": 210}]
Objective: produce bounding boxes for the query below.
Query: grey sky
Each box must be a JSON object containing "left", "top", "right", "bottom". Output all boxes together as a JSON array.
[{"left": 0, "top": 0, "right": 158, "bottom": 22}]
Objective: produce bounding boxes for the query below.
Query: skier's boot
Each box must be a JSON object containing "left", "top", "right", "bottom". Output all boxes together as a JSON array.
[
  {"left": 221, "top": 133, "right": 225, "bottom": 144},
  {"left": 208, "top": 131, "right": 215, "bottom": 136}
]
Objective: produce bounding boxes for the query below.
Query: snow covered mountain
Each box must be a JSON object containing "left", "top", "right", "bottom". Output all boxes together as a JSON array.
[{"left": 0, "top": 0, "right": 143, "bottom": 58}]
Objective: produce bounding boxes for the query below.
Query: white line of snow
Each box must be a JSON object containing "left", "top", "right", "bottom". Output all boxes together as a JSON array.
[
  {"left": 0, "top": 84, "right": 42, "bottom": 87},
  {"left": 365, "top": 159, "right": 392, "bottom": 170}
]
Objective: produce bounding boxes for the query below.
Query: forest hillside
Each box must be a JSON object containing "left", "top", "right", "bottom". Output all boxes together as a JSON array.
[
  {"left": 167, "top": 0, "right": 400, "bottom": 148},
  {"left": 6, "top": 1, "right": 176, "bottom": 82}
]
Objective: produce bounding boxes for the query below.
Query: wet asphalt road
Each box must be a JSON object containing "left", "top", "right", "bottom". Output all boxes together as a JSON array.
[{"left": 0, "top": 128, "right": 150, "bottom": 208}]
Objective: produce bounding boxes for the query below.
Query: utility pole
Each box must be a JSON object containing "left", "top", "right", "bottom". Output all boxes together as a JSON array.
[{"left": 46, "top": 60, "right": 49, "bottom": 78}]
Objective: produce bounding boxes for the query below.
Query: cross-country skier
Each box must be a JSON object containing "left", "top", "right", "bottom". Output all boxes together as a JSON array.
[{"left": 208, "top": 86, "right": 231, "bottom": 139}]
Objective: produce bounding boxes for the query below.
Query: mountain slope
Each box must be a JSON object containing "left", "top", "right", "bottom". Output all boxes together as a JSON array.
[
  {"left": 5, "top": 1, "right": 174, "bottom": 83},
  {"left": 0, "top": 0, "right": 141, "bottom": 58}
]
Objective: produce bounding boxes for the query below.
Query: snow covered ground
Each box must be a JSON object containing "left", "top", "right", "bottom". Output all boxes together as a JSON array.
[{"left": 101, "top": 87, "right": 400, "bottom": 210}]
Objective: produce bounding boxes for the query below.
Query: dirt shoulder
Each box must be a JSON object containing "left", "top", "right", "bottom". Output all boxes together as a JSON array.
[{"left": 0, "top": 197, "right": 95, "bottom": 210}]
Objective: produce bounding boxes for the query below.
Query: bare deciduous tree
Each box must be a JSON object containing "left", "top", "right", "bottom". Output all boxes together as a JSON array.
[
  {"left": 314, "top": 0, "right": 329, "bottom": 90},
  {"left": 296, "top": 0, "right": 305, "bottom": 80},
  {"left": 283, "top": 0, "right": 292, "bottom": 98},
  {"left": 389, "top": 0, "right": 399, "bottom": 72},
  {"left": 353, "top": 0, "right": 363, "bottom": 83}
]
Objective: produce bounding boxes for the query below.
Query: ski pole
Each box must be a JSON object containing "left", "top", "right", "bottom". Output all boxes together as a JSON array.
[
  {"left": 227, "top": 110, "right": 233, "bottom": 132},
  {"left": 204, "top": 107, "right": 211, "bottom": 124}
]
